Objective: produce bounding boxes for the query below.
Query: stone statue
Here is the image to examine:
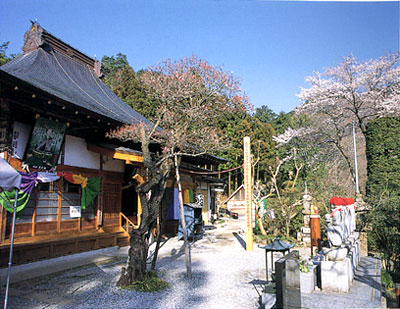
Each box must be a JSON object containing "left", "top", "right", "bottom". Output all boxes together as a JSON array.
[{"left": 323, "top": 197, "right": 358, "bottom": 261}]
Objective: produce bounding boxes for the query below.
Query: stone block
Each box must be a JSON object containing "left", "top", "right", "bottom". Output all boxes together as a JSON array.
[
  {"left": 275, "top": 251, "right": 301, "bottom": 309},
  {"left": 301, "top": 227, "right": 311, "bottom": 234},
  {"left": 297, "top": 232, "right": 302, "bottom": 241},
  {"left": 300, "top": 266, "right": 317, "bottom": 294},
  {"left": 320, "top": 258, "right": 351, "bottom": 293},
  {"left": 285, "top": 258, "right": 301, "bottom": 309}
]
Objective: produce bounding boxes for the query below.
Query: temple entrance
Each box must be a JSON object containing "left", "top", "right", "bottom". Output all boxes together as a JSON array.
[
  {"left": 121, "top": 186, "right": 138, "bottom": 225},
  {"left": 121, "top": 165, "right": 139, "bottom": 225}
]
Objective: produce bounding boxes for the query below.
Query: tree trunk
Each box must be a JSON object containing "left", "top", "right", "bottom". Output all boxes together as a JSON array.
[
  {"left": 285, "top": 220, "right": 290, "bottom": 239},
  {"left": 117, "top": 156, "right": 170, "bottom": 286},
  {"left": 117, "top": 229, "right": 149, "bottom": 286},
  {"left": 256, "top": 206, "right": 267, "bottom": 236},
  {"left": 174, "top": 155, "right": 192, "bottom": 279}
]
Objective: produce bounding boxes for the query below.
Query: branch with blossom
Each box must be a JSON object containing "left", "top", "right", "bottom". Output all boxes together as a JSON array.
[{"left": 296, "top": 53, "right": 400, "bottom": 135}]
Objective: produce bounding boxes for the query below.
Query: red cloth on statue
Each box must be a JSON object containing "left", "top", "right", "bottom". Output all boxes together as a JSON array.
[{"left": 329, "top": 196, "right": 355, "bottom": 206}]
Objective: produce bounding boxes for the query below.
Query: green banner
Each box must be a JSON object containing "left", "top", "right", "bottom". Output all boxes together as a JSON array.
[{"left": 24, "top": 118, "right": 66, "bottom": 169}]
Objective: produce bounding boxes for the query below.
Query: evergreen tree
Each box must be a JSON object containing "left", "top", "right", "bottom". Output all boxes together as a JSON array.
[{"left": 101, "top": 54, "right": 160, "bottom": 119}]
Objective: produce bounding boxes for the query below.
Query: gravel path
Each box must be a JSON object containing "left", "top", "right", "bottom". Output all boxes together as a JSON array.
[{"left": 5, "top": 218, "right": 268, "bottom": 309}]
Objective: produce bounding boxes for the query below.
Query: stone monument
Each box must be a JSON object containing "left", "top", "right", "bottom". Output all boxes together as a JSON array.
[
  {"left": 297, "top": 183, "right": 311, "bottom": 244},
  {"left": 320, "top": 197, "right": 361, "bottom": 293}
]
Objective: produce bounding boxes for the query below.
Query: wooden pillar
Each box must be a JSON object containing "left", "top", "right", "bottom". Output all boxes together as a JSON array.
[
  {"left": 96, "top": 176, "right": 103, "bottom": 229},
  {"left": 244, "top": 136, "right": 253, "bottom": 251},
  {"left": 228, "top": 172, "right": 231, "bottom": 197},
  {"left": 32, "top": 187, "right": 37, "bottom": 236}
]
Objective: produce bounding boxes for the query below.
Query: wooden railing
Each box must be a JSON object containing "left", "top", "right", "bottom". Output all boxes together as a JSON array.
[{"left": 120, "top": 212, "right": 137, "bottom": 234}]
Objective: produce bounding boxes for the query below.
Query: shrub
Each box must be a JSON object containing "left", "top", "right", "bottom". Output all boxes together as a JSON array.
[{"left": 122, "top": 272, "right": 169, "bottom": 292}]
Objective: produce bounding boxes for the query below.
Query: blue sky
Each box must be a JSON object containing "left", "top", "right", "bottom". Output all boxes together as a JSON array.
[{"left": 1, "top": 0, "right": 399, "bottom": 113}]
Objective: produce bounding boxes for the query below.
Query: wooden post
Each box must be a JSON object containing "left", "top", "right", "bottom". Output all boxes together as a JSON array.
[
  {"left": 175, "top": 155, "right": 192, "bottom": 278},
  {"left": 0, "top": 206, "right": 5, "bottom": 243},
  {"left": 244, "top": 136, "right": 253, "bottom": 251},
  {"left": 57, "top": 188, "right": 62, "bottom": 233},
  {"left": 310, "top": 215, "right": 321, "bottom": 256},
  {"left": 228, "top": 171, "right": 231, "bottom": 197}
]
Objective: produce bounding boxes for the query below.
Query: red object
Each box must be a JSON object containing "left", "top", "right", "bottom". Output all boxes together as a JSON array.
[
  {"left": 329, "top": 196, "right": 355, "bottom": 206},
  {"left": 310, "top": 216, "right": 321, "bottom": 250}
]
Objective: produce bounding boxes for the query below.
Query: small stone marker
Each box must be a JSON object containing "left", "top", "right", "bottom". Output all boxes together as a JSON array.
[{"left": 275, "top": 251, "right": 301, "bottom": 309}]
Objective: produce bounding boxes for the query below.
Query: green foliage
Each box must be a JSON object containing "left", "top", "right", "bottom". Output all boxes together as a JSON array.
[
  {"left": 122, "top": 272, "right": 169, "bottom": 292},
  {"left": 289, "top": 211, "right": 304, "bottom": 238},
  {"left": 271, "top": 111, "right": 295, "bottom": 135},
  {"left": 0, "top": 41, "right": 12, "bottom": 66},
  {"left": 101, "top": 54, "right": 160, "bottom": 119},
  {"left": 366, "top": 117, "right": 400, "bottom": 197},
  {"left": 365, "top": 117, "right": 400, "bottom": 273},
  {"left": 101, "top": 53, "right": 130, "bottom": 88},
  {"left": 253, "top": 105, "right": 277, "bottom": 124},
  {"left": 381, "top": 269, "right": 395, "bottom": 289},
  {"left": 367, "top": 192, "right": 400, "bottom": 272},
  {"left": 381, "top": 269, "right": 397, "bottom": 301},
  {"left": 299, "top": 260, "right": 310, "bottom": 273},
  {"left": 217, "top": 110, "right": 276, "bottom": 184}
]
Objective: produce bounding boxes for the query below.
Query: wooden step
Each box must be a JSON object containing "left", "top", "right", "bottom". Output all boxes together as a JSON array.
[{"left": 116, "top": 231, "right": 130, "bottom": 248}]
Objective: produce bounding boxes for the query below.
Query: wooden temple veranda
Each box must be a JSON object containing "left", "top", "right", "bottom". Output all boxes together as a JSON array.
[{"left": 0, "top": 22, "right": 225, "bottom": 267}]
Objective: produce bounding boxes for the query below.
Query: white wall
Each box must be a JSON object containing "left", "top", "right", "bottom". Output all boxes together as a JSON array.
[
  {"left": 12, "top": 121, "right": 31, "bottom": 159},
  {"left": 63, "top": 135, "right": 125, "bottom": 172},
  {"left": 103, "top": 156, "right": 125, "bottom": 172},
  {"left": 63, "top": 135, "right": 100, "bottom": 169}
]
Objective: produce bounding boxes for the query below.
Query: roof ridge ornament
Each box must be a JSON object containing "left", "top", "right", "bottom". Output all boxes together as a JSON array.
[{"left": 23, "top": 22, "right": 44, "bottom": 54}]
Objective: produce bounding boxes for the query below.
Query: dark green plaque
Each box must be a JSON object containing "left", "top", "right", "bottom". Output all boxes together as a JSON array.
[{"left": 24, "top": 118, "right": 66, "bottom": 169}]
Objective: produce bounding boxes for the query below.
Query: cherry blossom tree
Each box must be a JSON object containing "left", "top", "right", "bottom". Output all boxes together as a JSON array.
[
  {"left": 278, "top": 53, "right": 400, "bottom": 191},
  {"left": 108, "top": 55, "right": 250, "bottom": 285},
  {"left": 297, "top": 53, "right": 400, "bottom": 134}
]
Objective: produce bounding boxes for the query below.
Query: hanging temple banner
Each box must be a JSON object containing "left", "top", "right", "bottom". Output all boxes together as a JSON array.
[{"left": 24, "top": 118, "right": 66, "bottom": 169}]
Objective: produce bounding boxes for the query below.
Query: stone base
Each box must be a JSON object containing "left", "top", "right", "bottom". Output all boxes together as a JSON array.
[
  {"left": 261, "top": 293, "right": 276, "bottom": 309},
  {"left": 320, "top": 239, "right": 361, "bottom": 293},
  {"left": 321, "top": 258, "right": 352, "bottom": 293},
  {"left": 300, "top": 265, "right": 317, "bottom": 294}
]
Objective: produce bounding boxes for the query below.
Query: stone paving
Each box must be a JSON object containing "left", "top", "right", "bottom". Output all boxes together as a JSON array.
[
  {"left": 0, "top": 217, "right": 383, "bottom": 308},
  {"left": 301, "top": 256, "right": 382, "bottom": 308}
]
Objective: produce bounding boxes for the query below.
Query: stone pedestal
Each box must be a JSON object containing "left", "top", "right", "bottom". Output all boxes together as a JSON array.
[
  {"left": 297, "top": 226, "right": 311, "bottom": 244},
  {"left": 320, "top": 235, "right": 361, "bottom": 293},
  {"left": 321, "top": 257, "right": 352, "bottom": 293}
]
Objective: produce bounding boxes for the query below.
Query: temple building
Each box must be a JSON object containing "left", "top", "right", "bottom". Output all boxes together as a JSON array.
[{"left": 0, "top": 22, "right": 224, "bottom": 266}]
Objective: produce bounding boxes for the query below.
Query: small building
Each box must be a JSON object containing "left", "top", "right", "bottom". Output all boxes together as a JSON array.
[
  {"left": 0, "top": 22, "right": 224, "bottom": 266},
  {"left": 223, "top": 184, "right": 246, "bottom": 216}
]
